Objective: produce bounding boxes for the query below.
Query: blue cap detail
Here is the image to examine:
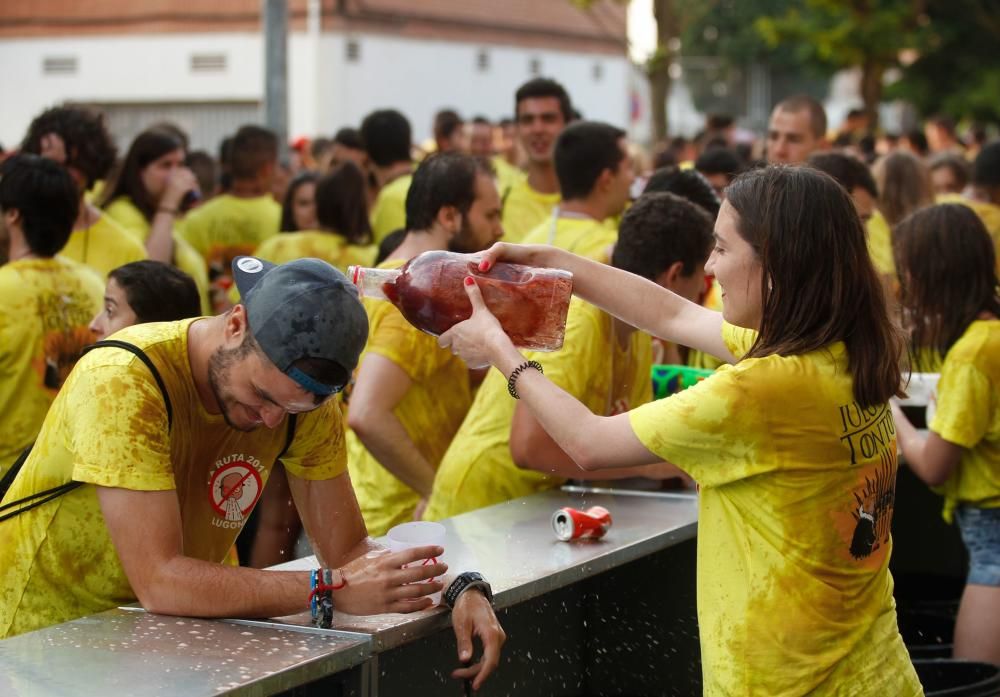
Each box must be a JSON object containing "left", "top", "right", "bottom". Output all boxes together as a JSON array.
[{"left": 287, "top": 366, "right": 341, "bottom": 397}]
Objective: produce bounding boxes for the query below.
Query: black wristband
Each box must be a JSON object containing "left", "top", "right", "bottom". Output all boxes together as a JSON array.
[
  {"left": 444, "top": 571, "right": 494, "bottom": 608},
  {"left": 507, "top": 360, "right": 543, "bottom": 399}
]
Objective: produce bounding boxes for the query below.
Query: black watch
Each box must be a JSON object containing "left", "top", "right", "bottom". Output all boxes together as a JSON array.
[{"left": 444, "top": 571, "right": 494, "bottom": 609}]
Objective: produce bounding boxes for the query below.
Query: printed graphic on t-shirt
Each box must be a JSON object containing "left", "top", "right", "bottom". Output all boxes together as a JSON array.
[
  {"left": 35, "top": 290, "right": 100, "bottom": 390},
  {"left": 835, "top": 401, "right": 897, "bottom": 560},
  {"left": 208, "top": 455, "right": 264, "bottom": 529}
]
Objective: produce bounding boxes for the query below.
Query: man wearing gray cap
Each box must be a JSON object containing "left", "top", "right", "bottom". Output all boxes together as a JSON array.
[{"left": 0, "top": 256, "right": 504, "bottom": 688}]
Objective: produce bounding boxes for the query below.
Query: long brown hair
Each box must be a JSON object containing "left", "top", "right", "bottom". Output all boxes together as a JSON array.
[
  {"left": 97, "top": 128, "right": 185, "bottom": 219},
  {"left": 725, "top": 166, "right": 904, "bottom": 407},
  {"left": 894, "top": 203, "right": 1000, "bottom": 356},
  {"left": 872, "top": 151, "right": 933, "bottom": 226}
]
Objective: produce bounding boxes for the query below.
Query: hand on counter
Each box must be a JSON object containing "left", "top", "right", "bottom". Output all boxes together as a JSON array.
[
  {"left": 335, "top": 545, "right": 446, "bottom": 614},
  {"left": 450, "top": 589, "right": 506, "bottom": 691}
]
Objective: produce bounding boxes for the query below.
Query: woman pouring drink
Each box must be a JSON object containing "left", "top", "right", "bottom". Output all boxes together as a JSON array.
[{"left": 439, "top": 166, "right": 923, "bottom": 695}]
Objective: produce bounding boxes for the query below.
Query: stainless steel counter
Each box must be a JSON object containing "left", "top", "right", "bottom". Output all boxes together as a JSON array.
[
  {"left": 0, "top": 488, "right": 699, "bottom": 696},
  {"left": 262, "top": 488, "right": 698, "bottom": 651},
  {"left": 0, "top": 607, "right": 370, "bottom": 697}
]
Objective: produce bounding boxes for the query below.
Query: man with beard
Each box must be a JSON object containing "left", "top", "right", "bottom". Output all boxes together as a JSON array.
[
  {"left": 0, "top": 252, "right": 505, "bottom": 690},
  {"left": 346, "top": 153, "right": 502, "bottom": 534},
  {"left": 500, "top": 78, "right": 572, "bottom": 243}
]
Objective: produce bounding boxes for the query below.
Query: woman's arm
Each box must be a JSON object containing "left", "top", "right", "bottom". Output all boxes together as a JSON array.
[
  {"left": 477, "top": 243, "right": 735, "bottom": 363},
  {"left": 890, "top": 402, "right": 963, "bottom": 487},
  {"left": 440, "top": 277, "right": 661, "bottom": 470}
]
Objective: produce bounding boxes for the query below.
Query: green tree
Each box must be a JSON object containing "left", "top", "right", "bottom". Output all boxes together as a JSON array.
[{"left": 755, "top": 1, "right": 932, "bottom": 128}]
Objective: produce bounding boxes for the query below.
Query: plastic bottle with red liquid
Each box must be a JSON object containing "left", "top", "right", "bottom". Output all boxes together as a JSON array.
[{"left": 348, "top": 250, "right": 573, "bottom": 351}]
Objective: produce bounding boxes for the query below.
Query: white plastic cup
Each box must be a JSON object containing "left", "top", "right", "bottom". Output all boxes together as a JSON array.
[{"left": 386, "top": 521, "right": 446, "bottom": 606}]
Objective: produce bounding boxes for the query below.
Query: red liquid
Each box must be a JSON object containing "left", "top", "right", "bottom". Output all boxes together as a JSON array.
[{"left": 381, "top": 251, "right": 573, "bottom": 351}]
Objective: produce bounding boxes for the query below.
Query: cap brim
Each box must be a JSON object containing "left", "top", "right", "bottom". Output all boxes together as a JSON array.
[{"left": 231, "top": 256, "right": 277, "bottom": 301}]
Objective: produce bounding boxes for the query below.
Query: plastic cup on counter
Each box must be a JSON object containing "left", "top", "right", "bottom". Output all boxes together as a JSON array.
[{"left": 386, "top": 521, "right": 446, "bottom": 606}]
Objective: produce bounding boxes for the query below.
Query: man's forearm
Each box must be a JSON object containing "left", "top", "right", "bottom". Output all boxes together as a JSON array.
[{"left": 356, "top": 414, "right": 437, "bottom": 497}]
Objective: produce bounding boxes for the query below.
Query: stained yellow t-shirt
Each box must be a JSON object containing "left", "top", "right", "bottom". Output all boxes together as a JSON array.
[
  {"left": 178, "top": 194, "right": 280, "bottom": 283},
  {"left": 0, "top": 258, "right": 103, "bottom": 476},
  {"left": 0, "top": 319, "right": 347, "bottom": 639},
  {"left": 928, "top": 319, "right": 1000, "bottom": 522},
  {"left": 520, "top": 215, "right": 616, "bottom": 264},
  {"left": 425, "top": 298, "right": 652, "bottom": 520},
  {"left": 866, "top": 210, "right": 895, "bottom": 278},
  {"left": 369, "top": 174, "right": 412, "bottom": 245},
  {"left": 500, "top": 178, "right": 560, "bottom": 243},
  {"left": 345, "top": 260, "right": 472, "bottom": 536},
  {"left": 103, "top": 196, "right": 211, "bottom": 314},
  {"left": 255, "top": 230, "right": 376, "bottom": 275},
  {"left": 628, "top": 323, "right": 920, "bottom": 695},
  {"left": 62, "top": 213, "right": 148, "bottom": 278}
]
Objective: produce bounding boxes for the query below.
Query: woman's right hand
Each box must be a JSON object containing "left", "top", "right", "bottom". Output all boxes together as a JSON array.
[
  {"left": 334, "top": 545, "right": 447, "bottom": 615},
  {"left": 161, "top": 167, "right": 200, "bottom": 210}
]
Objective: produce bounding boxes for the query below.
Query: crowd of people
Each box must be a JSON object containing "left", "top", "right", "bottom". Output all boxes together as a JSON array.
[{"left": 0, "top": 74, "right": 997, "bottom": 694}]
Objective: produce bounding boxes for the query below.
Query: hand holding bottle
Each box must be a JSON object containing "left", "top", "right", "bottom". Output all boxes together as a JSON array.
[
  {"left": 438, "top": 277, "right": 516, "bottom": 370},
  {"left": 161, "top": 166, "right": 200, "bottom": 212}
]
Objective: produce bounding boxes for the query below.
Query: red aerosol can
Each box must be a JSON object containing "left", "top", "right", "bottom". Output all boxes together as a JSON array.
[{"left": 551, "top": 506, "right": 612, "bottom": 541}]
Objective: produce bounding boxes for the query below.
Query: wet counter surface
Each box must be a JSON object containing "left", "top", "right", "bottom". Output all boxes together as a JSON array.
[{"left": 0, "top": 487, "right": 698, "bottom": 696}]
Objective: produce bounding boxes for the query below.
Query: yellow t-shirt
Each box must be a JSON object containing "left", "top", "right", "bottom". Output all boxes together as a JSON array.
[
  {"left": 255, "top": 230, "right": 377, "bottom": 275},
  {"left": 491, "top": 157, "right": 523, "bottom": 200},
  {"left": 178, "top": 193, "right": 280, "bottom": 279},
  {"left": 520, "top": 214, "right": 617, "bottom": 264},
  {"left": 425, "top": 298, "right": 653, "bottom": 520},
  {"left": 628, "top": 323, "right": 920, "bottom": 695},
  {"left": 62, "top": 213, "right": 148, "bottom": 278},
  {"left": 0, "top": 319, "right": 346, "bottom": 639},
  {"left": 103, "top": 196, "right": 211, "bottom": 314},
  {"left": 928, "top": 319, "right": 1000, "bottom": 522},
  {"left": 345, "top": 260, "right": 472, "bottom": 536},
  {"left": 0, "top": 258, "right": 103, "bottom": 476},
  {"left": 866, "top": 210, "right": 895, "bottom": 278},
  {"left": 500, "top": 178, "right": 560, "bottom": 244},
  {"left": 369, "top": 174, "right": 413, "bottom": 245}
]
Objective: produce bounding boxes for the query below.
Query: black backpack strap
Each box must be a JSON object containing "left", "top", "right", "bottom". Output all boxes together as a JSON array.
[
  {"left": 0, "top": 340, "right": 172, "bottom": 523},
  {"left": 82, "top": 340, "right": 173, "bottom": 430}
]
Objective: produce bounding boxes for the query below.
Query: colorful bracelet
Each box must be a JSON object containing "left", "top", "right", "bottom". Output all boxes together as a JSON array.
[
  {"left": 309, "top": 568, "right": 345, "bottom": 629},
  {"left": 507, "top": 360, "right": 543, "bottom": 399}
]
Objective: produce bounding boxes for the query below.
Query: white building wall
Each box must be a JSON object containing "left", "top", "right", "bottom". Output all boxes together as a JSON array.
[{"left": 0, "top": 31, "right": 630, "bottom": 152}]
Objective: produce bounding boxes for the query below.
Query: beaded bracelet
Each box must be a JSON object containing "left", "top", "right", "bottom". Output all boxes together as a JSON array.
[{"left": 507, "top": 360, "right": 543, "bottom": 399}]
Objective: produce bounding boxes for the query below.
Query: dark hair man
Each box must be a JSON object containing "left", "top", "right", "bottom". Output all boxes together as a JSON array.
[
  {"left": 346, "top": 153, "right": 503, "bottom": 536},
  {"left": 179, "top": 124, "right": 282, "bottom": 311},
  {"left": 500, "top": 78, "right": 573, "bottom": 242},
  {"left": 643, "top": 166, "right": 722, "bottom": 219},
  {"left": 520, "top": 121, "right": 632, "bottom": 263},
  {"left": 694, "top": 147, "right": 743, "bottom": 199},
  {"left": 467, "top": 116, "right": 494, "bottom": 158},
  {"left": 0, "top": 154, "right": 104, "bottom": 477},
  {"left": 425, "top": 192, "right": 714, "bottom": 519},
  {"left": 766, "top": 95, "right": 829, "bottom": 165},
  {"left": 21, "top": 105, "right": 147, "bottom": 277},
  {"left": 928, "top": 152, "right": 971, "bottom": 196},
  {"left": 328, "top": 127, "right": 368, "bottom": 172},
  {"left": 361, "top": 109, "right": 414, "bottom": 244},
  {"left": 0, "top": 253, "right": 505, "bottom": 688}
]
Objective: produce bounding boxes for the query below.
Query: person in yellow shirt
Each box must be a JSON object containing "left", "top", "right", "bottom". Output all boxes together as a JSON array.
[
  {"left": 21, "top": 105, "right": 148, "bottom": 278},
  {"left": 891, "top": 204, "right": 1000, "bottom": 665},
  {"left": 179, "top": 125, "right": 281, "bottom": 310},
  {"left": 0, "top": 255, "right": 505, "bottom": 689},
  {"left": 362, "top": 109, "right": 414, "bottom": 244},
  {"left": 425, "top": 191, "right": 713, "bottom": 520},
  {"left": 98, "top": 128, "right": 210, "bottom": 313},
  {"left": 345, "top": 153, "right": 503, "bottom": 536},
  {"left": 500, "top": 78, "right": 572, "bottom": 242},
  {"left": 255, "top": 162, "right": 376, "bottom": 275},
  {"left": 521, "top": 121, "right": 633, "bottom": 264},
  {"left": 440, "top": 166, "right": 921, "bottom": 695},
  {"left": 0, "top": 155, "right": 103, "bottom": 477}
]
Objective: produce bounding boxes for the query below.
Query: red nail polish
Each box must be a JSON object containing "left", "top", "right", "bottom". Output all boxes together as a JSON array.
[
  {"left": 464, "top": 276, "right": 475, "bottom": 286},
  {"left": 478, "top": 260, "right": 489, "bottom": 272}
]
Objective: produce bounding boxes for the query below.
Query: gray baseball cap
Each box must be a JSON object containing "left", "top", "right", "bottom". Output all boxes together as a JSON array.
[{"left": 231, "top": 256, "right": 368, "bottom": 396}]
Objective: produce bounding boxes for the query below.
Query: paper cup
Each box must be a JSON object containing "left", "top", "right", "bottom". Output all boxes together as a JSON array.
[{"left": 386, "top": 521, "right": 446, "bottom": 606}]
